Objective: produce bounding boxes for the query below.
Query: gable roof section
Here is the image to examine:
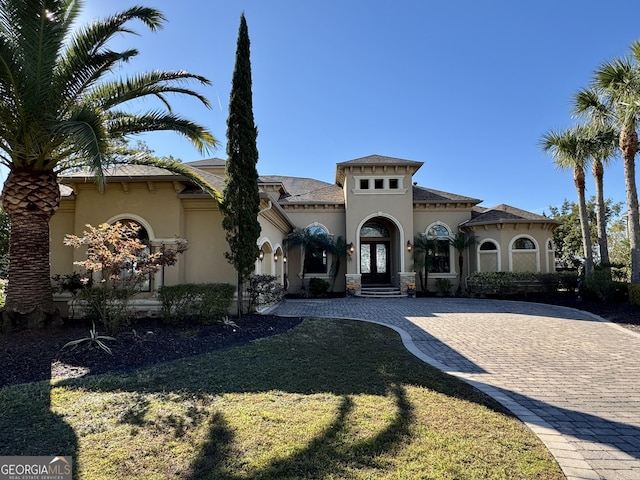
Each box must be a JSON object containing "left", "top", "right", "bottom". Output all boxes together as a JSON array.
[
  {"left": 462, "top": 204, "right": 560, "bottom": 228},
  {"left": 413, "top": 185, "right": 481, "bottom": 205},
  {"left": 335, "top": 154, "right": 424, "bottom": 186},
  {"left": 260, "top": 175, "right": 344, "bottom": 205},
  {"left": 185, "top": 157, "right": 226, "bottom": 168},
  {"left": 61, "top": 164, "right": 226, "bottom": 196}
]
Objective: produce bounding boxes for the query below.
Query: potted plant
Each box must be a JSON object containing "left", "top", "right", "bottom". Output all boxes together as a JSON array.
[
  {"left": 406, "top": 284, "right": 416, "bottom": 297},
  {"left": 347, "top": 285, "right": 358, "bottom": 297}
]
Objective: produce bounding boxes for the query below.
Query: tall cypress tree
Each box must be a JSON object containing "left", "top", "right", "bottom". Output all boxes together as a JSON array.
[{"left": 222, "top": 13, "right": 261, "bottom": 317}]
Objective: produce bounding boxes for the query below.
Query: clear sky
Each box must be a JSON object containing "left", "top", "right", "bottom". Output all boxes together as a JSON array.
[{"left": 73, "top": 0, "right": 640, "bottom": 215}]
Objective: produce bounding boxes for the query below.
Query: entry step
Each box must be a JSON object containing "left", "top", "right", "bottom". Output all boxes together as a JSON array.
[{"left": 359, "top": 287, "right": 404, "bottom": 298}]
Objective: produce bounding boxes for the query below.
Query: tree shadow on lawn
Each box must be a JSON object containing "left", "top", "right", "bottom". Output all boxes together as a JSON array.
[
  {"left": 1, "top": 318, "right": 534, "bottom": 479},
  {"left": 0, "top": 381, "right": 79, "bottom": 478}
]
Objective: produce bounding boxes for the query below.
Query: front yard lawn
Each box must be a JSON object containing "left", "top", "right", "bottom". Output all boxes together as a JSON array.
[{"left": 0, "top": 318, "right": 563, "bottom": 479}]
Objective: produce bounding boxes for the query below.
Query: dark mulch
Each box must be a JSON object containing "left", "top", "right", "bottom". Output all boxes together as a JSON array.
[
  {"left": 1, "top": 293, "right": 640, "bottom": 389},
  {"left": 0, "top": 314, "right": 303, "bottom": 389}
]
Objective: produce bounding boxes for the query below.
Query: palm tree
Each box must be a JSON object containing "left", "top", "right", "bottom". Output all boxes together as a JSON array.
[
  {"left": 284, "top": 228, "right": 333, "bottom": 286},
  {"left": 326, "top": 236, "right": 348, "bottom": 292},
  {"left": 542, "top": 125, "right": 595, "bottom": 276},
  {"left": 584, "top": 42, "right": 640, "bottom": 283},
  {"left": 449, "top": 232, "right": 477, "bottom": 295},
  {"left": 0, "top": 1, "right": 218, "bottom": 328},
  {"left": 412, "top": 235, "right": 436, "bottom": 292},
  {"left": 573, "top": 87, "right": 620, "bottom": 269}
]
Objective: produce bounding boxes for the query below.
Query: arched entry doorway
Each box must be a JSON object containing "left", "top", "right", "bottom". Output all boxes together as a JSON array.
[{"left": 360, "top": 219, "right": 395, "bottom": 286}]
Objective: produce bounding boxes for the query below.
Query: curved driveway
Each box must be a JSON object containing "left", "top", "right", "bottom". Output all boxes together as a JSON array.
[{"left": 268, "top": 297, "right": 640, "bottom": 480}]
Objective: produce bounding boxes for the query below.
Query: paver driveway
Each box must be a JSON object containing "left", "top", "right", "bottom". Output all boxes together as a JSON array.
[{"left": 268, "top": 297, "right": 640, "bottom": 480}]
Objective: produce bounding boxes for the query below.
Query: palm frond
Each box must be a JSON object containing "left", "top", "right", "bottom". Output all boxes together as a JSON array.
[
  {"left": 51, "top": 106, "right": 110, "bottom": 184},
  {"left": 124, "top": 155, "right": 222, "bottom": 202},
  {"left": 106, "top": 111, "right": 218, "bottom": 154},
  {"left": 88, "top": 71, "right": 212, "bottom": 112},
  {"left": 56, "top": 6, "right": 165, "bottom": 103}
]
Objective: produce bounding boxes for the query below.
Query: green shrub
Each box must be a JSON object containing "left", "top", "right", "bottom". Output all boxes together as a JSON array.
[
  {"left": 538, "top": 273, "right": 560, "bottom": 293},
  {"left": 467, "top": 272, "right": 540, "bottom": 296},
  {"left": 557, "top": 272, "right": 579, "bottom": 292},
  {"left": 247, "top": 275, "right": 284, "bottom": 311},
  {"left": 78, "top": 287, "right": 134, "bottom": 334},
  {"left": 308, "top": 277, "right": 330, "bottom": 297},
  {"left": 628, "top": 285, "right": 640, "bottom": 306},
  {"left": 435, "top": 278, "right": 452, "bottom": 296},
  {"left": 158, "top": 283, "right": 235, "bottom": 325}
]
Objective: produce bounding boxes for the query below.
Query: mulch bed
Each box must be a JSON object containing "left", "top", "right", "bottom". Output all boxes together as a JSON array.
[
  {"left": 1, "top": 293, "right": 639, "bottom": 389},
  {"left": 0, "top": 314, "right": 303, "bottom": 388}
]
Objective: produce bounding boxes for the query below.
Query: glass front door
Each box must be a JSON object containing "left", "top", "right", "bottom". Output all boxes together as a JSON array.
[{"left": 361, "top": 241, "right": 390, "bottom": 285}]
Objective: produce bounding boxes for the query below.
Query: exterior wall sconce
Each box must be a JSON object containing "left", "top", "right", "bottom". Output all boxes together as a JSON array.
[
  {"left": 258, "top": 249, "right": 264, "bottom": 261},
  {"left": 407, "top": 240, "right": 412, "bottom": 252},
  {"left": 348, "top": 242, "right": 355, "bottom": 254},
  {"left": 283, "top": 255, "right": 287, "bottom": 264},
  {"left": 274, "top": 252, "right": 279, "bottom": 262}
]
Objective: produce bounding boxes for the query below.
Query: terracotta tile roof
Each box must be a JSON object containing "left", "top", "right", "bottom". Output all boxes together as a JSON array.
[
  {"left": 462, "top": 204, "right": 560, "bottom": 226},
  {"left": 412, "top": 185, "right": 481, "bottom": 204}
]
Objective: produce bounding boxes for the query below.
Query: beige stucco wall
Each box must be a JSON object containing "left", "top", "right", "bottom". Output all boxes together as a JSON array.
[
  {"left": 469, "top": 225, "right": 556, "bottom": 275},
  {"left": 50, "top": 181, "right": 236, "bottom": 290},
  {"left": 341, "top": 169, "right": 415, "bottom": 285},
  {"left": 49, "top": 165, "right": 558, "bottom": 305},
  {"left": 181, "top": 198, "right": 235, "bottom": 284},
  {"left": 280, "top": 207, "right": 347, "bottom": 292},
  {"left": 411, "top": 207, "right": 474, "bottom": 291}
]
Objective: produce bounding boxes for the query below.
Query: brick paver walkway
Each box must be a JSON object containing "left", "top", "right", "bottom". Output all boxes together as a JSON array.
[{"left": 268, "top": 297, "right": 640, "bottom": 480}]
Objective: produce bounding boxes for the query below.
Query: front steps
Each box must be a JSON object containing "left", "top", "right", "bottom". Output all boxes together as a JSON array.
[{"left": 358, "top": 286, "right": 404, "bottom": 298}]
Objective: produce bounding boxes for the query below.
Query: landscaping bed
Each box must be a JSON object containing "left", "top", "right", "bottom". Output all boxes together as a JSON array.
[
  {"left": 1, "top": 293, "right": 639, "bottom": 389},
  {"left": 0, "top": 314, "right": 302, "bottom": 388}
]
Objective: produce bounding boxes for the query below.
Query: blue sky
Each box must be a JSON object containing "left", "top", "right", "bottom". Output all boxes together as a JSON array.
[{"left": 74, "top": 1, "right": 640, "bottom": 215}]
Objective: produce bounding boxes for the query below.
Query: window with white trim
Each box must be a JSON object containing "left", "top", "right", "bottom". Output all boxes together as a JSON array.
[
  {"left": 306, "top": 224, "right": 329, "bottom": 274},
  {"left": 510, "top": 236, "right": 538, "bottom": 272},
  {"left": 478, "top": 240, "right": 499, "bottom": 272},
  {"left": 425, "top": 223, "right": 452, "bottom": 273}
]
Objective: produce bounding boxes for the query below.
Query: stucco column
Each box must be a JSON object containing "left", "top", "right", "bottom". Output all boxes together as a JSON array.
[
  {"left": 345, "top": 274, "right": 361, "bottom": 295},
  {"left": 399, "top": 272, "right": 416, "bottom": 294}
]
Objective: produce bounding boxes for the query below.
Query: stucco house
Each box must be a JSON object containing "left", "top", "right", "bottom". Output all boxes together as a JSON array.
[{"left": 50, "top": 154, "right": 559, "bottom": 312}]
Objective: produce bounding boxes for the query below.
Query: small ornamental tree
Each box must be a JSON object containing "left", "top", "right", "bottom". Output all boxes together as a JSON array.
[
  {"left": 221, "top": 13, "right": 261, "bottom": 316},
  {"left": 63, "top": 222, "right": 187, "bottom": 331}
]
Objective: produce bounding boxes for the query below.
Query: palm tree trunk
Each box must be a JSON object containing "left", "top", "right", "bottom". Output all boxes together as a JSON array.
[
  {"left": 457, "top": 253, "right": 464, "bottom": 295},
  {"left": 620, "top": 128, "right": 640, "bottom": 284},
  {"left": 1, "top": 170, "right": 61, "bottom": 330},
  {"left": 575, "top": 166, "right": 594, "bottom": 276},
  {"left": 592, "top": 158, "right": 611, "bottom": 267}
]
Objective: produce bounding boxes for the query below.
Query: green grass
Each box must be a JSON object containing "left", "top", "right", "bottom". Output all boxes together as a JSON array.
[{"left": 0, "top": 319, "right": 564, "bottom": 479}]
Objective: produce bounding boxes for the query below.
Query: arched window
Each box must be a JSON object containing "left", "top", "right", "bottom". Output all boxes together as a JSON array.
[
  {"left": 118, "top": 220, "right": 151, "bottom": 292},
  {"left": 478, "top": 240, "right": 500, "bottom": 272},
  {"left": 425, "top": 223, "right": 452, "bottom": 274},
  {"left": 361, "top": 221, "right": 389, "bottom": 238},
  {"left": 510, "top": 236, "right": 539, "bottom": 272},
  {"left": 513, "top": 238, "right": 536, "bottom": 250},
  {"left": 305, "top": 224, "right": 329, "bottom": 274}
]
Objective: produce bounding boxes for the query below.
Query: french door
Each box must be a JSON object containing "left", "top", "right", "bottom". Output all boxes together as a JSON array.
[{"left": 360, "top": 241, "right": 390, "bottom": 285}]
